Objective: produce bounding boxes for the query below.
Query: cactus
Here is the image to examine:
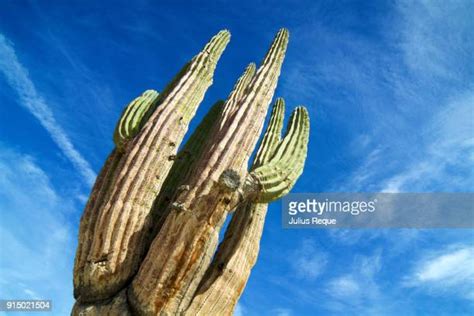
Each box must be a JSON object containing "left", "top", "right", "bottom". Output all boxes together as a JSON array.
[{"left": 73, "top": 28, "right": 310, "bottom": 315}]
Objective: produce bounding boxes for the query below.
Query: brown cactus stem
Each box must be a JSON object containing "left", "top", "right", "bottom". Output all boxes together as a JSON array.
[
  {"left": 148, "top": 100, "right": 224, "bottom": 239},
  {"left": 129, "top": 28, "right": 289, "bottom": 315},
  {"left": 149, "top": 62, "right": 257, "bottom": 237},
  {"left": 186, "top": 202, "right": 268, "bottom": 315},
  {"left": 219, "top": 62, "right": 256, "bottom": 129},
  {"left": 73, "top": 30, "right": 230, "bottom": 303},
  {"left": 74, "top": 149, "right": 123, "bottom": 298}
]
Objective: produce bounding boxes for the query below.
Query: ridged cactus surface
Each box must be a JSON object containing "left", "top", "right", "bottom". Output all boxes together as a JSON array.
[
  {"left": 187, "top": 99, "right": 309, "bottom": 315},
  {"left": 74, "top": 30, "right": 230, "bottom": 303},
  {"left": 72, "top": 28, "right": 310, "bottom": 316}
]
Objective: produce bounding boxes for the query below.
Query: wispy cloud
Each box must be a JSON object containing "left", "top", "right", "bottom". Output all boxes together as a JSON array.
[
  {"left": 403, "top": 245, "right": 474, "bottom": 301},
  {"left": 271, "top": 307, "right": 293, "bottom": 316},
  {"left": 381, "top": 91, "right": 474, "bottom": 192},
  {"left": 323, "top": 251, "right": 390, "bottom": 315},
  {"left": 0, "top": 145, "right": 76, "bottom": 314},
  {"left": 326, "top": 275, "right": 360, "bottom": 298},
  {"left": 0, "top": 34, "right": 96, "bottom": 187},
  {"left": 301, "top": 0, "right": 474, "bottom": 193},
  {"left": 289, "top": 239, "right": 328, "bottom": 280},
  {"left": 396, "top": 0, "right": 474, "bottom": 83}
]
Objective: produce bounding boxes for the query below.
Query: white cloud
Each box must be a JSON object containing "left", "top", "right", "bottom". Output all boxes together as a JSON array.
[
  {"left": 289, "top": 239, "right": 328, "bottom": 279},
  {"left": 326, "top": 275, "right": 360, "bottom": 298},
  {"left": 382, "top": 91, "right": 474, "bottom": 192},
  {"left": 0, "top": 34, "right": 96, "bottom": 187},
  {"left": 336, "top": 19, "right": 473, "bottom": 193},
  {"left": 272, "top": 307, "right": 293, "bottom": 316},
  {"left": 0, "top": 146, "right": 76, "bottom": 314},
  {"left": 323, "top": 251, "right": 390, "bottom": 315},
  {"left": 396, "top": 0, "right": 473, "bottom": 82},
  {"left": 379, "top": 1, "right": 474, "bottom": 193},
  {"left": 404, "top": 245, "right": 474, "bottom": 300}
]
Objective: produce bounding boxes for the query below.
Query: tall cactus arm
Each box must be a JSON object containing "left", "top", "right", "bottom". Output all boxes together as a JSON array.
[
  {"left": 187, "top": 202, "right": 268, "bottom": 316},
  {"left": 73, "top": 30, "right": 230, "bottom": 304},
  {"left": 220, "top": 62, "right": 256, "bottom": 128},
  {"left": 81, "top": 90, "right": 160, "bottom": 239},
  {"left": 113, "top": 90, "right": 159, "bottom": 151},
  {"left": 247, "top": 106, "right": 309, "bottom": 203},
  {"left": 149, "top": 100, "right": 225, "bottom": 235},
  {"left": 74, "top": 90, "right": 162, "bottom": 298},
  {"left": 185, "top": 99, "right": 291, "bottom": 315},
  {"left": 129, "top": 29, "right": 289, "bottom": 316}
]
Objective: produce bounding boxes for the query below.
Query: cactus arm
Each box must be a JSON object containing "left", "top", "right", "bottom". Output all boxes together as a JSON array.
[
  {"left": 74, "top": 91, "right": 162, "bottom": 294},
  {"left": 129, "top": 29, "right": 290, "bottom": 315},
  {"left": 113, "top": 90, "right": 159, "bottom": 151},
  {"left": 248, "top": 106, "right": 309, "bottom": 203},
  {"left": 73, "top": 30, "right": 230, "bottom": 303},
  {"left": 73, "top": 149, "right": 122, "bottom": 291},
  {"left": 252, "top": 98, "right": 285, "bottom": 167},
  {"left": 185, "top": 202, "right": 268, "bottom": 316},
  {"left": 149, "top": 100, "right": 225, "bottom": 234},
  {"left": 220, "top": 62, "right": 256, "bottom": 128}
]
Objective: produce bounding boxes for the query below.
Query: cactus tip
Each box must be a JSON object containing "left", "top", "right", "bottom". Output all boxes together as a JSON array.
[
  {"left": 279, "top": 28, "right": 289, "bottom": 35},
  {"left": 218, "top": 29, "right": 231, "bottom": 38}
]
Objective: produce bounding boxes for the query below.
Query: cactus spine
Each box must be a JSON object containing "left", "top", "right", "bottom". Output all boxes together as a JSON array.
[{"left": 73, "top": 28, "right": 310, "bottom": 316}]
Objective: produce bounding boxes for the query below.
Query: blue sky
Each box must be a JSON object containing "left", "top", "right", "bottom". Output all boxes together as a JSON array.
[{"left": 0, "top": 0, "right": 473, "bottom": 315}]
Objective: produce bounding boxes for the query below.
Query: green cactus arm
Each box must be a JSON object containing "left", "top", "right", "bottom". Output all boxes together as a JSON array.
[
  {"left": 113, "top": 90, "right": 159, "bottom": 151},
  {"left": 248, "top": 106, "right": 309, "bottom": 203},
  {"left": 252, "top": 98, "right": 285, "bottom": 168}
]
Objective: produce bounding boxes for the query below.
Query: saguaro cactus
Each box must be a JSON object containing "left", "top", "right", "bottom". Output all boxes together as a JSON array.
[{"left": 73, "top": 28, "right": 310, "bottom": 315}]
